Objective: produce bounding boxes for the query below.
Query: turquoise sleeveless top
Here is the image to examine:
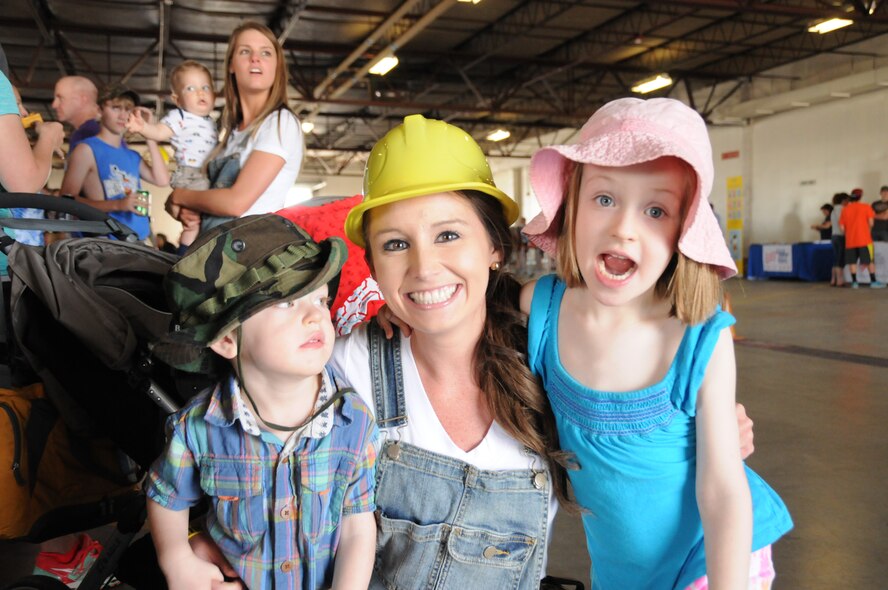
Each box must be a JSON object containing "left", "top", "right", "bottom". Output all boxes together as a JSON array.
[{"left": 528, "top": 275, "right": 793, "bottom": 590}]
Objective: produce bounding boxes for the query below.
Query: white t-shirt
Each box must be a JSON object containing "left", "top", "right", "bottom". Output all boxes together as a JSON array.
[
  {"left": 329, "top": 324, "right": 558, "bottom": 574},
  {"left": 218, "top": 109, "right": 303, "bottom": 216},
  {"left": 160, "top": 108, "right": 218, "bottom": 168}
]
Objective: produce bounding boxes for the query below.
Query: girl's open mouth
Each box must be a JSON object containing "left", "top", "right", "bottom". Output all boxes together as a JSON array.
[{"left": 598, "top": 253, "right": 637, "bottom": 281}]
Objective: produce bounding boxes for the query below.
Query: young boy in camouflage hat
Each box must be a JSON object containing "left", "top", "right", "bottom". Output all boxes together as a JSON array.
[{"left": 146, "top": 214, "right": 380, "bottom": 590}]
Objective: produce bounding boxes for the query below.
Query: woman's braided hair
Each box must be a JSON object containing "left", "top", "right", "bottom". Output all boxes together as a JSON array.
[{"left": 462, "top": 191, "right": 577, "bottom": 511}]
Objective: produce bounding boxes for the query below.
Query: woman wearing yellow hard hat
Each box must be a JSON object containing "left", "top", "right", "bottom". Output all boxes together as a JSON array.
[
  {"left": 336, "top": 114, "right": 574, "bottom": 589},
  {"left": 336, "top": 114, "right": 755, "bottom": 589}
]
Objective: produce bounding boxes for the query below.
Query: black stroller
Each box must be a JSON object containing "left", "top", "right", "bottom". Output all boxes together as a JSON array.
[{"left": 0, "top": 193, "right": 210, "bottom": 590}]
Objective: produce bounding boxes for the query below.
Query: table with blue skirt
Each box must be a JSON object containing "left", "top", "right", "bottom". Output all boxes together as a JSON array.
[{"left": 747, "top": 241, "right": 834, "bottom": 281}]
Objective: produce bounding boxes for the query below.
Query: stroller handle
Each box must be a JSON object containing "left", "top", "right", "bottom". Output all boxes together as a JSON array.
[
  {"left": 0, "top": 192, "right": 115, "bottom": 221},
  {"left": 0, "top": 192, "right": 139, "bottom": 243}
]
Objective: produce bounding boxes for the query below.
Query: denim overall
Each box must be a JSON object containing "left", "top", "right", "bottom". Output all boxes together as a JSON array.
[
  {"left": 366, "top": 322, "right": 550, "bottom": 590},
  {"left": 200, "top": 152, "right": 240, "bottom": 233}
]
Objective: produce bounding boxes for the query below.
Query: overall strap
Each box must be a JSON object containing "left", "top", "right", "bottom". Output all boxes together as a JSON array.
[{"left": 367, "top": 319, "right": 407, "bottom": 428}]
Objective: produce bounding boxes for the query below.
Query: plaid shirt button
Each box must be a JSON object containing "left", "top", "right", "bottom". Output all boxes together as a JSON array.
[
  {"left": 280, "top": 505, "right": 293, "bottom": 519},
  {"left": 281, "top": 560, "right": 294, "bottom": 573}
]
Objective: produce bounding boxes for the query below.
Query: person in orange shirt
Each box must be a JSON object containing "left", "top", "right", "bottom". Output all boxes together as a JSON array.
[{"left": 839, "top": 188, "right": 885, "bottom": 288}]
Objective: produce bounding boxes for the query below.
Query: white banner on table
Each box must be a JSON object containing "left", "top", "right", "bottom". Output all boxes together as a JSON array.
[{"left": 763, "top": 244, "right": 793, "bottom": 273}]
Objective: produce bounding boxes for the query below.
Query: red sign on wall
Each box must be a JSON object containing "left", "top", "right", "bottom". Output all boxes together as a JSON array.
[{"left": 721, "top": 150, "right": 740, "bottom": 160}]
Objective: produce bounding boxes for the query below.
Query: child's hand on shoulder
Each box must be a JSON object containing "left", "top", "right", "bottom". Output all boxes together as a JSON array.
[{"left": 376, "top": 304, "right": 413, "bottom": 338}]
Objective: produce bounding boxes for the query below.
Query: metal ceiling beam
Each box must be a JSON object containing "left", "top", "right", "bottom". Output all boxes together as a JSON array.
[
  {"left": 156, "top": 0, "right": 172, "bottom": 112},
  {"left": 309, "top": 0, "right": 425, "bottom": 102},
  {"left": 660, "top": 0, "right": 888, "bottom": 21},
  {"left": 434, "top": 0, "right": 578, "bottom": 122},
  {"left": 693, "top": 17, "right": 882, "bottom": 76},
  {"left": 24, "top": 0, "right": 76, "bottom": 76},
  {"left": 304, "top": 0, "right": 459, "bottom": 126},
  {"left": 120, "top": 40, "right": 158, "bottom": 85},
  {"left": 297, "top": 93, "right": 590, "bottom": 121},
  {"left": 271, "top": 0, "right": 309, "bottom": 44},
  {"left": 0, "top": 18, "right": 355, "bottom": 55},
  {"left": 453, "top": 0, "right": 576, "bottom": 68},
  {"left": 437, "top": 3, "right": 686, "bottom": 116},
  {"left": 24, "top": 41, "right": 45, "bottom": 85}
]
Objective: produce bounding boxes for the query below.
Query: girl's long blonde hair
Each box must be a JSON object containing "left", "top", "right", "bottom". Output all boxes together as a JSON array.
[{"left": 213, "top": 22, "right": 294, "bottom": 155}]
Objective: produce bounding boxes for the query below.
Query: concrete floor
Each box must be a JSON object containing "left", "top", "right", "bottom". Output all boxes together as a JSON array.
[
  {"left": 544, "top": 278, "right": 888, "bottom": 588},
  {"left": 2, "top": 279, "right": 886, "bottom": 588}
]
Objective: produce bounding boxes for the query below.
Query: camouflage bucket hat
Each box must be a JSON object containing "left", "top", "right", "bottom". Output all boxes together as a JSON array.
[{"left": 153, "top": 214, "right": 347, "bottom": 373}]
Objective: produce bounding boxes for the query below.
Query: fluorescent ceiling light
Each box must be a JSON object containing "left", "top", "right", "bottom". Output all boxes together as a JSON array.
[
  {"left": 369, "top": 55, "right": 399, "bottom": 76},
  {"left": 301, "top": 120, "right": 315, "bottom": 133},
  {"left": 808, "top": 18, "right": 853, "bottom": 34},
  {"left": 631, "top": 73, "right": 673, "bottom": 94},
  {"left": 458, "top": 0, "right": 482, "bottom": 4},
  {"left": 486, "top": 129, "right": 511, "bottom": 142}
]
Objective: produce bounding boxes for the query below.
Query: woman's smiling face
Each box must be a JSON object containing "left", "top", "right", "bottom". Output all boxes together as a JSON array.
[{"left": 366, "top": 192, "right": 501, "bottom": 340}]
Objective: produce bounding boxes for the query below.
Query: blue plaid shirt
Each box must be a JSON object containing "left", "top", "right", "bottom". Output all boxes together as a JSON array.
[{"left": 147, "top": 368, "right": 380, "bottom": 590}]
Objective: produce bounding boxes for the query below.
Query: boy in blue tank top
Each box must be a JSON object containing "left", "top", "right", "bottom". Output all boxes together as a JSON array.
[
  {"left": 59, "top": 85, "right": 169, "bottom": 241},
  {"left": 520, "top": 98, "right": 793, "bottom": 589}
]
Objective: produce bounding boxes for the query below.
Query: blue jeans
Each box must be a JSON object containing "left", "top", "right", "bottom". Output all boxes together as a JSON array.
[{"left": 371, "top": 441, "right": 549, "bottom": 590}]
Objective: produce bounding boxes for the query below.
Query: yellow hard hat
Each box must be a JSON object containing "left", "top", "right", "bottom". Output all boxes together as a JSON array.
[{"left": 345, "top": 114, "right": 519, "bottom": 247}]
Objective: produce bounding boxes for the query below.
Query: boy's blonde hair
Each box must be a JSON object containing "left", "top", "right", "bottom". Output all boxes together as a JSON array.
[
  {"left": 169, "top": 60, "right": 214, "bottom": 96},
  {"left": 555, "top": 160, "right": 722, "bottom": 325}
]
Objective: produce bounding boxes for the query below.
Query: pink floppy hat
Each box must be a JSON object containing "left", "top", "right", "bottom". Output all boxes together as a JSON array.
[{"left": 524, "top": 97, "right": 737, "bottom": 279}]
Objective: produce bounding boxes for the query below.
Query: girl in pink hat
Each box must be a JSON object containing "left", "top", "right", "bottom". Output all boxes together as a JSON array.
[{"left": 521, "top": 98, "right": 792, "bottom": 590}]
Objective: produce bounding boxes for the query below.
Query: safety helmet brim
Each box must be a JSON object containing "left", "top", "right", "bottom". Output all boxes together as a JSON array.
[{"left": 344, "top": 182, "right": 519, "bottom": 248}]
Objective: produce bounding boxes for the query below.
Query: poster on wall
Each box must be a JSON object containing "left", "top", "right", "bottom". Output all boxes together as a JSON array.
[{"left": 726, "top": 176, "right": 744, "bottom": 275}]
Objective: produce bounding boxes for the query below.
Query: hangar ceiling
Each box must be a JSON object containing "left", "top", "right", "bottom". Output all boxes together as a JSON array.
[{"left": 3, "top": 0, "right": 888, "bottom": 177}]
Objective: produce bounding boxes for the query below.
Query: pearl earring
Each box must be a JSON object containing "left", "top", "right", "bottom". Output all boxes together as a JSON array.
[{"left": 490, "top": 261, "right": 501, "bottom": 271}]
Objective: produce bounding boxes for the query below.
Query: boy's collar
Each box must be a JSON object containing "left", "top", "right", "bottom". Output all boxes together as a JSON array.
[{"left": 205, "top": 367, "right": 352, "bottom": 437}]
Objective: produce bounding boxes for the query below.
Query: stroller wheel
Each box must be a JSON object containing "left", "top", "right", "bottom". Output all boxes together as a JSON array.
[{"left": 1, "top": 576, "right": 71, "bottom": 590}]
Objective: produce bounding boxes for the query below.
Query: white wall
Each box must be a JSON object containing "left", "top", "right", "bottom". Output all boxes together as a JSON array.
[{"left": 712, "top": 89, "right": 888, "bottom": 245}]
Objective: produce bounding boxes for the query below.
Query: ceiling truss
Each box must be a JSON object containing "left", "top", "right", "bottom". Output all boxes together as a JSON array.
[{"left": 3, "top": 0, "right": 888, "bottom": 176}]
